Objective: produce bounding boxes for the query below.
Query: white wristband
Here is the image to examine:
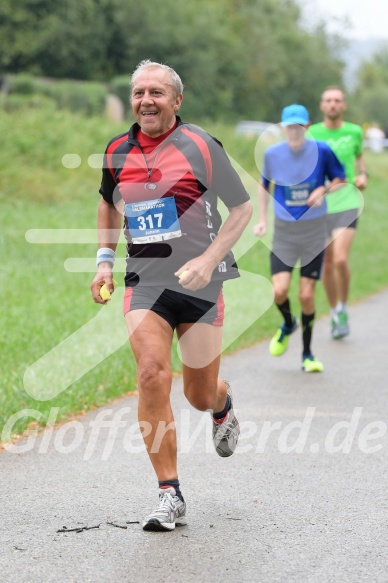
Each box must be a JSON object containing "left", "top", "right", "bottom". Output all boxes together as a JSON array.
[{"left": 96, "top": 247, "right": 116, "bottom": 267}]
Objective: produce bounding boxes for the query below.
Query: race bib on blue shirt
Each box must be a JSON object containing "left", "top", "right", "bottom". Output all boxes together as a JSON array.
[
  {"left": 125, "top": 196, "right": 182, "bottom": 243},
  {"left": 284, "top": 180, "right": 317, "bottom": 207}
]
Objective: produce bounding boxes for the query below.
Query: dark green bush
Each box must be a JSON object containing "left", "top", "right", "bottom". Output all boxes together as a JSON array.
[
  {"left": 40, "top": 80, "right": 107, "bottom": 116},
  {"left": 4, "top": 73, "right": 42, "bottom": 95},
  {"left": 3, "top": 74, "right": 108, "bottom": 116},
  {"left": 3, "top": 93, "right": 56, "bottom": 112},
  {"left": 109, "top": 75, "right": 131, "bottom": 113}
]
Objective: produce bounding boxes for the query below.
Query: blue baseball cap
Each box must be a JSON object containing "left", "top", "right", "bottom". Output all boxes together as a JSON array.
[{"left": 281, "top": 104, "right": 309, "bottom": 126}]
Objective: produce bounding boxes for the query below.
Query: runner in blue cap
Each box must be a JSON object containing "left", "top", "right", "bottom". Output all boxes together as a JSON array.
[{"left": 254, "top": 104, "right": 346, "bottom": 371}]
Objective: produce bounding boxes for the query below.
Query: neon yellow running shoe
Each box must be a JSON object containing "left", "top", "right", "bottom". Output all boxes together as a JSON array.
[
  {"left": 269, "top": 318, "right": 299, "bottom": 356},
  {"left": 302, "top": 355, "right": 324, "bottom": 373}
]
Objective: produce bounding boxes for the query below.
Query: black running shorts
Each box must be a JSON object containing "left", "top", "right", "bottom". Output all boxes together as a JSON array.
[{"left": 123, "top": 282, "right": 224, "bottom": 329}]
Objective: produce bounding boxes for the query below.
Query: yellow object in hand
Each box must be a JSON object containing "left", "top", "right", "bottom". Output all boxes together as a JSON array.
[
  {"left": 100, "top": 279, "right": 118, "bottom": 301},
  {"left": 178, "top": 270, "right": 189, "bottom": 280}
]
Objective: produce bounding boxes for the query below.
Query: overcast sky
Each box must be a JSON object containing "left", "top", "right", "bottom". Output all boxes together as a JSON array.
[{"left": 300, "top": 0, "right": 388, "bottom": 40}]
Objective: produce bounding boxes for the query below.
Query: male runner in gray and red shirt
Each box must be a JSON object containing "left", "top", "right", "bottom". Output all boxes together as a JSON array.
[{"left": 91, "top": 60, "right": 252, "bottom": 532}]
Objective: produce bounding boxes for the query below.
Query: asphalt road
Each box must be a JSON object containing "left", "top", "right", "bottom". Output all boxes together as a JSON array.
[{"left": 1, "top": 290, "right": 388, "bottom": 583}]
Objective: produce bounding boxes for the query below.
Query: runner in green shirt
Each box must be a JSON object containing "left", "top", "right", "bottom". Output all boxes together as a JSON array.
[{"left": 309, "top": 86, "right": 368, "bottom": 339}]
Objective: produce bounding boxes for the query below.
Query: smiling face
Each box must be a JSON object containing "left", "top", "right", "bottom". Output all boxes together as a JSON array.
[{"left": 131, "top": 66, "right": 183, "bottom": 138}]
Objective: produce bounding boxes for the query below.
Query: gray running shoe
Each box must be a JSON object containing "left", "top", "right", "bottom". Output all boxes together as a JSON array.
[
  {"left": 331, "top": 314, "right": 339, "bottom": 339},
  {"left": 212, "top": 381, "right": 240, "bottom": 457},
  {"left": 332, "top": 311, "right": 349, "bottom": 339},
  {"left": 142, "top": 487, "right": 187, "bottom": 532}
]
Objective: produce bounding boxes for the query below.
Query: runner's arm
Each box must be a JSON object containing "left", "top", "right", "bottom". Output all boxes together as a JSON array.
[
  {"left": 307, "top": 176, "right": 347, "bottom": 207},
  {"left": 253, "top": 180, "right": 270, "bottom": 237},
  {"left": 90, "top": 198, "right": 122, "bottom": 304},
  {"left": 354, "top": 153, "right": 368, "bottom": 190},
  {"left": 176, "top": 200, "right": 252, "bottom": 291}
]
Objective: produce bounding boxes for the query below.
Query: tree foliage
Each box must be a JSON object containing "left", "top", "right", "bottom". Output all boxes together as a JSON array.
[
  {"left": 351, "top": 47, "right": 388, "bottom": 129},
  {"left": 0, "top": 0, "right": 345, "bottom": 120}
]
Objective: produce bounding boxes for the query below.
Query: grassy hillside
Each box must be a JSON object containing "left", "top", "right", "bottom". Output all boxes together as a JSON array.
[{"left": 1, "top": 106, "right": 387, "bottom": 440}]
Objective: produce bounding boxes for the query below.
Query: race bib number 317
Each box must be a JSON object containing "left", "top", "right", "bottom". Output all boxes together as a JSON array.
[{"left": 125, "top": 196, "right": 182, "bottom": 243}]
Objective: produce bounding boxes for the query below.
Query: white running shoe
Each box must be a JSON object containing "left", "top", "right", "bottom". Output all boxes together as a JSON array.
[
  {"left": 142, "top": 487, "right": 187, "bottom": 532},
  {"left": 211, "top": 381, "right": 240, "bottom": 457}
]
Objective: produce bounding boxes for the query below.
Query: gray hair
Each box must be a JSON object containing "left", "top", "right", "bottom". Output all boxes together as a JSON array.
[{"left": 130, "top": 60, "right": 184, "bottom": 98}]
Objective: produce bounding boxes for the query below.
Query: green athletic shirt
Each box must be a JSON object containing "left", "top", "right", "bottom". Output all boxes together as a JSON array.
[{"left": 309, "top": 121, "right": 363, "bottom": 213}]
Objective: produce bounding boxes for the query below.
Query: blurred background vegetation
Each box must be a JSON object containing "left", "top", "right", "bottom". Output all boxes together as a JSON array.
[{"left": 1, "top": 0, "right": 388, "bottom": 126}]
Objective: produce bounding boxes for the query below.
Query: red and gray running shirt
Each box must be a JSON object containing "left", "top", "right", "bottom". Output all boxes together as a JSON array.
[{"left": 99, "top": 117, "right": 250, "bottom": 287}]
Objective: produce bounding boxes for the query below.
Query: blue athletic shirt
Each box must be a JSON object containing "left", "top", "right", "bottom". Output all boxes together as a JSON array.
[{"left": 262, "top": 139, "right": 345, "bottom": 221}]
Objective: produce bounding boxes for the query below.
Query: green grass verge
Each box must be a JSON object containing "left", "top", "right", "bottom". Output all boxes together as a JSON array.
[{"left": 1, "top": 107, "right": 387, "bottom": 440}]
